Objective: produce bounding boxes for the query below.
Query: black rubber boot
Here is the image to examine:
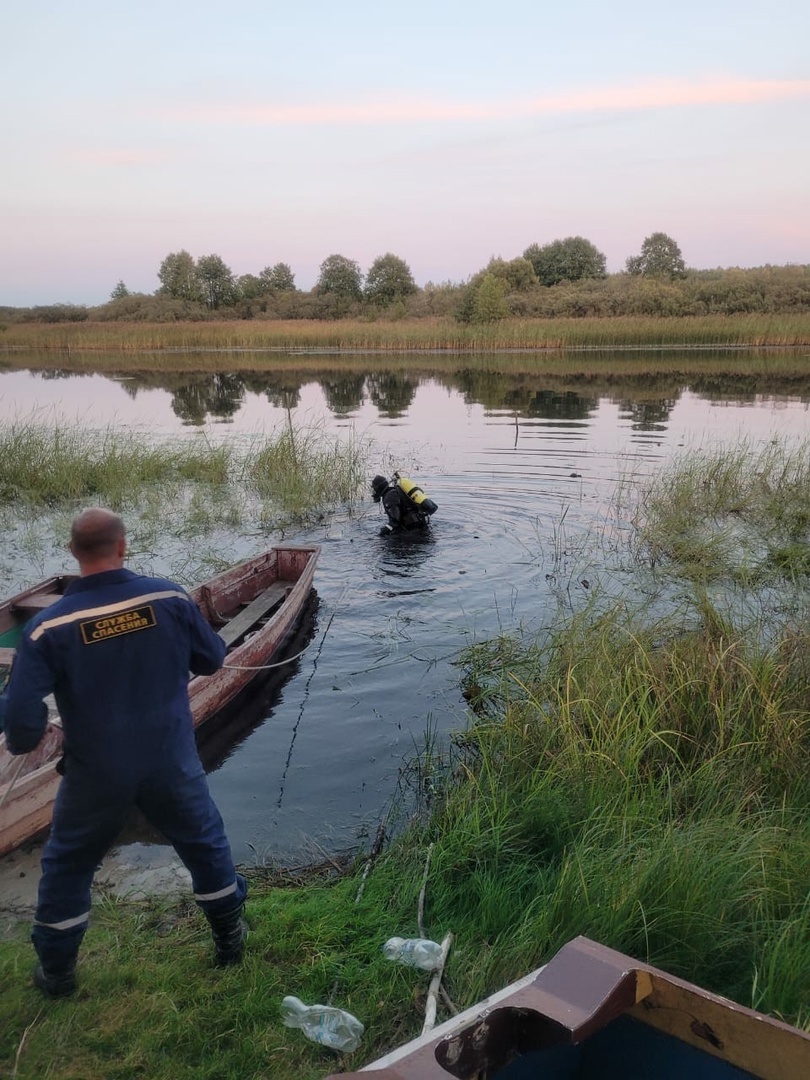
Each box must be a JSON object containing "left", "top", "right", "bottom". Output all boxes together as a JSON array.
[
  {"left": 33, "top": 960, "right": 77, "bottom": 998},
  {"left": 204, "top": 905, "right": 247, "bottom": 966}
]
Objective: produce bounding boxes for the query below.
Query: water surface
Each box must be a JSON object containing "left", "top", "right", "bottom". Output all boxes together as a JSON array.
[{"left": 1, "top": 358, "right": 807, "bottom": 863}]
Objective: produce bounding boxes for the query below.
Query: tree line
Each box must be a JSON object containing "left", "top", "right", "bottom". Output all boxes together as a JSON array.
[{"left": 3, "top": 234, "right": 809, "bottom": 324}]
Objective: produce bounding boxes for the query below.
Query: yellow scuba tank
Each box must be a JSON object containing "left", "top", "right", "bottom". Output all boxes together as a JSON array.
[{"left": 395, "top": 473, "right": 438, "bottom": 515}]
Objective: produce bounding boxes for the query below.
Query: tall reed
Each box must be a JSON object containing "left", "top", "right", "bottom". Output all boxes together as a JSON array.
[{"left": 2, "top": 313, "right": 809, "bottom": 353}]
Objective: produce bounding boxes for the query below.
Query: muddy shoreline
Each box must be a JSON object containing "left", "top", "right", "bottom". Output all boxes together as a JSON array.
[{"left": 0, "top": 836, "right": 193, "bottom": 939}]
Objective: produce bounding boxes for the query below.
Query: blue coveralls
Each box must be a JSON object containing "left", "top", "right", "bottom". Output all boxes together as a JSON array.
[{"left": 0, "top": 567, "right": 247, "bottom": 970}]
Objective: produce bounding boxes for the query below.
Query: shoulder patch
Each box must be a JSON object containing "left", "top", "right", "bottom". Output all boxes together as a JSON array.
[{"left": 79, "top": 605, "right": 157, "bottom": 644}]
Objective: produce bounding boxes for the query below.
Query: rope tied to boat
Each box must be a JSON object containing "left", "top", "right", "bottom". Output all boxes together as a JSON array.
[{"left": 221, "top": 644, "right": 311, "bottom": 671}]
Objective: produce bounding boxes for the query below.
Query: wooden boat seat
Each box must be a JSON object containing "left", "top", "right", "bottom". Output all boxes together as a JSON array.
[
  {"left": 218, "top": 582, "right": 290, "bottom": 648},
  {"left": 11, "top": 593, "right": 62, "bottom": 614}
]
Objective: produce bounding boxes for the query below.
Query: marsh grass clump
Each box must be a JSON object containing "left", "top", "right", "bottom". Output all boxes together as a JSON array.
[
  {"left": 0, "top": 420, "right": 233, "bottom": 508},
  {"left": 433, "top": 441, "right": 810, "bottom": 1021},
  {"left": 243, "top": 423, "right": 367, "bottom": 523},
  {"left": 634, "top": 437, "right": 810, "bottom": 584},
  {"left": 0, "top": 418, "right": 368, "bottom": 522}
]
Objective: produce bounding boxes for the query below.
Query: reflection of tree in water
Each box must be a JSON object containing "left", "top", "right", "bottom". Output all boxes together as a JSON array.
[
  {"left": 618, "top": 398, "right": 678, "bottom": 431},
  {"left": 688, "top": 375, "right": 792, "bottom": 404},
  {"left": 522, "top": 389, "right": 597, "bottom": 420},
  {"left": 35, "top": 369, "right": 77, "bottom": 382},
  {"left": 439, "top": 369, "right": 505, "bottom": 410},
  {"left": 320, "top": 373, "right": 366, "bottom": 416},
  {"left": 114, "top": 372, "right": 247, "bottom": 425},
  {"left": 366, "top": 372, "right": 418, "bottom": 418},
  {"left": 239, "top": 374, "right": 303, "bottom": 412},
  {"left": 446, "top": 370, "right": 597, "bottom": 420},
  {"left": 169, "top": 374, "right": 246, "bottom": 425}
]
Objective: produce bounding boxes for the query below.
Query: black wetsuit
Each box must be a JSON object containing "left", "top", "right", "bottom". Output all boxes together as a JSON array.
[{"left": 381, "top": 485, "right": 429, "bottom": 531}]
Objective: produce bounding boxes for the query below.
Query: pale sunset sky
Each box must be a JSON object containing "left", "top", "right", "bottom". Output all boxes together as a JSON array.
[{"left": 2, "top": 0, "right": 808, "bottom": 305}]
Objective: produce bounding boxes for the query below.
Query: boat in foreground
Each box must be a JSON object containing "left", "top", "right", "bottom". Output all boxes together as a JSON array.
[
  {"left": 0, "top": 544, "right": 320, "bottom": 858},
  {"left": 328, "top": 935, "right": 810, "bottom": 1079}
]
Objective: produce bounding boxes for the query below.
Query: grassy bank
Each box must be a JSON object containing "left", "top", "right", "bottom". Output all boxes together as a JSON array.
[
  {"left": 2, "top": 313, "right": 810, "bottom": 354},
  {"left": 1, "top": 443, "right": 809, "bottom": 1078}
]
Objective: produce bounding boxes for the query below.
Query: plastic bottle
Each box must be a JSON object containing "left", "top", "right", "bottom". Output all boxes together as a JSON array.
[
  {"left": 382, "top": 936, "right": 443, "bottom": 971},
  {"left": 279, "top": 995, "right": 364, "bottom": 1052}
]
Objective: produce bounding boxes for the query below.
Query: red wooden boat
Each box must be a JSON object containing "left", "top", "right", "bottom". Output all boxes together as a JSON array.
[{"left": 0, "top": 544, "right": 319, "bottom": 857}]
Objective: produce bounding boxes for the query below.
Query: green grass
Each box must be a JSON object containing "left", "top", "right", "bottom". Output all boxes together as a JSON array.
[
  {"left": 633, "top": 437, "right": 810, "bottom": 585},
  {"left": 243, "top": 423, "right": 367, "bottom": 524},
  {"left": 0, "top": 417, "right": 371, "bottom": 588},
  {"left": 0, "top": 422, "right": 231, "bottom": 508}
]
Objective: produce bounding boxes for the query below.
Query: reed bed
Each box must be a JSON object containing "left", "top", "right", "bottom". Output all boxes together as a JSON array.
[
  {"left": 0, "top": 421, "right": 231, "bottom": 507},
  {"left": 2, "top": 313, "right": 810, "bottom": 353}
]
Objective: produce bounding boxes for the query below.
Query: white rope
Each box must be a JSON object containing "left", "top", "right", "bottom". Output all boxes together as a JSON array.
[{"left": 221, "top": 645, "right": 311, "bottom": 671}]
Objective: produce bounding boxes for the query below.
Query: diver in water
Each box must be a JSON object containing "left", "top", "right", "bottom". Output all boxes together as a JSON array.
[{"left": 371, "top": 473, "right": 438, "bottom": 534}]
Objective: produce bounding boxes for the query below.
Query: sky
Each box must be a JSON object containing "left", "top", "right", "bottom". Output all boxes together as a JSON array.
[{"left": 2, "top": 0, "right": 809, "bottom": 306}]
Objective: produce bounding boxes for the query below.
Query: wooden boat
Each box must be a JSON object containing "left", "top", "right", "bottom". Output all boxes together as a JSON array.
[
  {"left": 327, "top": 936, "right": 810, "bottom": 1079},
  {"left": 0, "top": 544, "right": 320, "bottom": 858}
]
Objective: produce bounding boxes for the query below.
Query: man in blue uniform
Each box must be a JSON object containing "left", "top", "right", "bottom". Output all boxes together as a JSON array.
[{"left": 0, "top": 508, "right": 247, "bottom": 998}]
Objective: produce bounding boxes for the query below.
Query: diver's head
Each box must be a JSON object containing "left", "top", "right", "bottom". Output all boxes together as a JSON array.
[{"left": 371, "top": 475, "right": 389, "bottom": 502}]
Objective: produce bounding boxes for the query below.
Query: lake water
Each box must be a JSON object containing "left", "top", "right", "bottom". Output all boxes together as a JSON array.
[{"left": 1, "top": 356, "right": 808, "bottom": 866}]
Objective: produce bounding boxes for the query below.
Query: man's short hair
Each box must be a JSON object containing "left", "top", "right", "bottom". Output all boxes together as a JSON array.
[{"left": 70, "top": 509, "right": 126, "bottom": 557}]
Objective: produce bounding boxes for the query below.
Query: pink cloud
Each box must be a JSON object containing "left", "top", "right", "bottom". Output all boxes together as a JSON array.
[{"left": 166, "top": 76, "right": 810, "bottom": 126}]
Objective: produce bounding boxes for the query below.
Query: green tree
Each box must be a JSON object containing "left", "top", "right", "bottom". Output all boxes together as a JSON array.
[
  {"left": 523, "top": 237, "right": 607, "bottom": 286},
  {"left": 472, "top": 273, "right": 510, "bottom": 323},
  {"left": 110, "top": 280, "right": 129, "bottom": 300},
  {"left": 196, "top": 254, "right": 236, "bottom": 309},
  {"left": 364, "top": 253, "right": 418, "bottom": 306},
  {"left": 259, "top": 263, "right": 296, "bottom": 292},
  {"left": 157, "top": 250, "right": 202, "bottom": 301},
  {"left": 485, "top": 257, "right": 538, "bottom": 291},
  {"left": 317, "top": 254, "right": 363, "bottom": 300},
  {"left": 626, "top": 232, "right": 687, "bottom": 278},
  {"left": 236, "top": 274, "right": 264, "bottom": 300}
]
